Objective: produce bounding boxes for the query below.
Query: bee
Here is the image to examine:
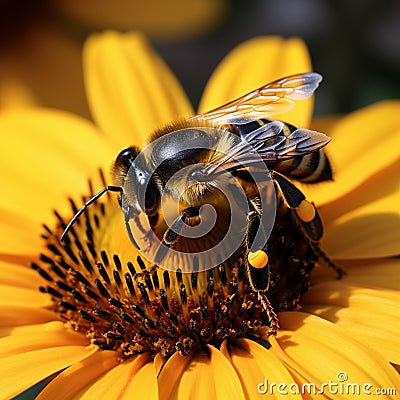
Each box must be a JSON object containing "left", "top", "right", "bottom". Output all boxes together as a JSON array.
[{"left": 61, "top": 72, "right": 337, "bottom": 335}]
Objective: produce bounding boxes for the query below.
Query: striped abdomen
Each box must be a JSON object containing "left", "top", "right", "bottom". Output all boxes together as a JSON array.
[
  {"left": 229, "top": 118, "right": 333, "bottom": 184},
  {"left": 272, "top": 148, "right": 332, "bottom": 183}
]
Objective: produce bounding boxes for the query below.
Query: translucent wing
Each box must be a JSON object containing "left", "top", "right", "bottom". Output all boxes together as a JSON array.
[
  {"left": 191, "top": 72, "right": 322, "bottom": 125},
  {"left": 203, "top": 121, "right": 330, "bottom": 175}
]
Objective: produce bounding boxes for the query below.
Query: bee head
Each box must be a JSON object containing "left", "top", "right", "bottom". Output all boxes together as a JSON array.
[{"left": 113, "top": 146, "right": 160, "bottom": 216}]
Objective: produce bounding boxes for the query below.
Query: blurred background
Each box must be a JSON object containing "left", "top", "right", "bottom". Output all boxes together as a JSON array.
[{"left": 0, "top": 0, "right": 399, "bottom": 120}]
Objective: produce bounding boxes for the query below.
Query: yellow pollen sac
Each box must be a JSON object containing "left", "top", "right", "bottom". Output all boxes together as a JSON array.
[
  {"left": 248, "top": 250, "right": 269, "bottom": 269},
  {"left": 296, "top": 200, "right": 316, "bottom": 222}
]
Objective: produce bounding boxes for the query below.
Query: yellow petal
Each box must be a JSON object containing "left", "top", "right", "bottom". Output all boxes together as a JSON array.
[
  {"left": 0, "top": 345, "right": 96, "bottom": 400},
  {"left": 55, "top": 0, "right": 227, "bottom": 41},
  {"left": 320, "top": 158, "right": 400, "bottom": 258},
  {"left": 79, "top": 353, "right": 156, "bottom": 399},
  {"left": 0, "top": 260, "right": 42, "bottom": 289},
  {"left": 169, "top": 352, "right": 215, "bottom": 399},
  {"left": 0, "top": 210, "right": 40, "bottom": 256},
  {"left": 0, "top": 321, "right": 88, "bottom": 357},
  {"left": 199, "top": 37, "right": 314, "bottom": 128},
  {"left": 159, "top": 347, "right": 245, "bottom": 399},
  {"left": 83, "top": 31, "right": 193, "bottom": 152},
  {"left": 0, "top": 306, "right": 55, "bottom": 329},
  {"left": 343, "top": 258, "right": 400, "bottom": 289},
  {"left": 207, "top": 344, "right": 246, "bottom": 399},
  {"left": 36, "top": 350, "right": 119, "bottom": 400},
  {"left": 301, "top": 100, "right": 400, "bottom": 206},
  {"left": 0, "top": 108, "right": 114, "bottom": 255},
  {"left": 157, "top": 351, "right": 195, "bottom": 399},
  {"left": 121, "top": 361, "right": 158, "bottom": 400},
  {"left": 310, "top": 258, "right": 400, "bottom": 291},
  {"left": 302, "top": 282, "right": 400, "bottom": 364},
  {"left": 272, "top": 312, "right": 400, "bottom": 399},
  {"left": 0, "top": 284, "right": 52, "bottom": 308},
  {"left": 154, "top": 352, "right": 168, "bottom": 376},
  {"left": 230, "top": 338, "right": 302, "bottom": 399}
]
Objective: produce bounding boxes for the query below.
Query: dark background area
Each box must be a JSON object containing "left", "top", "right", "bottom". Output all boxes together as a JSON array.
[
  {"left": 155, "top": 0, "right": 400, "bottom": 116},
  {"left": 0, "top": 0, "right": 399, "bottom": 119}
]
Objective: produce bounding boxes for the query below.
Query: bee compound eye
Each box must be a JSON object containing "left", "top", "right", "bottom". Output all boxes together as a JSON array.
[
  {"left": 144, "top": 179, "right": 160, "bottom": 215},
  {"left": 115, "top": 146, "right": 140, "bottom": 168}
]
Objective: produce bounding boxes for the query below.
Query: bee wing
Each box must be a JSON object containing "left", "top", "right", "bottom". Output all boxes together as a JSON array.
[
  {"left": 203, "top": 121, "right": 330, "bottom": 174},
  {"left": 191, "top": 72, "right": 322, "bottom": 125}
]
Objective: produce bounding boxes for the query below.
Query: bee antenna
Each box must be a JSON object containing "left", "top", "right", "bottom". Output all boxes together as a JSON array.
[{"left": 60, "top": 185, "right": 123, "bottom": 242}]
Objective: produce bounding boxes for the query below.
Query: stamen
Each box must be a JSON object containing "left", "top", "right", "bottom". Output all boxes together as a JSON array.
[
  {"left": 79, "top": 310, "right": 97, "bottom": 322},
  {"left": 84, "top": 288, "right": 100, "bottom": 301},
  {"left": 95, "top": 278, "right": 110, "bottom": 299},
  {"left": 113, "top": 270, "right": 122, "bottom": 288},
  {"left": 163, "top": 270, "right": 170, "bottom": 289},
  {"left": 93, "top": 309, "right": 112, "bottom": 319},
  {"left": 137, "top": 256, "right": 146, "bottom": 270},
  {"left": 179, "top": 284, "right": 187, "bottom": 304},
  {"left": 131, "top": 304, "right": 147, "bottom": 319},
  {"left": 218, "top": 263, "right": 227, "bottom": 285},
  {"left": 56, "top": 280, "right": 73, "bottom": 292},
  {"left": 124, "top": 273, "right": 136, "bottom": 296},
  {"left": 143, "top": 272, "right": 153, "bottom": 292},
  {"left": 109, "top": 298, "right": 124, "bottom": 308},
  {"left": 127, "top": 261, "right": 137, "bottom": 276},
  {"left": 100, "top": 250, "right": 109, "bottom": 267},
  {"left": 47, "top": 243, "right": 62, "bottom": 256},
  {"left": 31, "top": 263, "right": 53, "bottom": 282},
  {"left": 50, "top": 264, "right": 66, "bottom": 279},
  {"left": 191, "top": 272, "right": 198, "bottom": 290},
  {"left": 160, "top": 289, "right": 169, "bottom": 311},
  {"left": 70, "top": 269, "right": 91, "bottom": 287},
  {"left": 137, "top": 282, "right": 150, "bottom": 304},
  {"left": 46, "top": 286, "right": 62, "bottom": 298},
  {"left": 71, "top": 289, "right": 87, "bottom": 303},
  {"left": 176, "top": 268, "right": 183, "bottom": 284},
  {"left": 120, "top": 312, "right": 134, "bottom": 324},
  {"left": 87, "top": 241, "right": 98, "bottom": 259},
  {"left": 59, "top": 300, "right": 77, "bottom": 311},
  {"left": 151, "top": 269, "right": 160, "bottom": 289},
  {"left": 113, "top": 254, "right": 122, "bottom": 271},
  {"left": 97, "top": 263, "right": 111, "bottom": 283}
]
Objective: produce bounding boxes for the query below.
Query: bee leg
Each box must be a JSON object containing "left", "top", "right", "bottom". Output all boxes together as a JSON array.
[
  {"left": 154, "top": 207, "right": 199, "bottom": 265},
  {"left": 123, "top": 205, "right": 141, "bottom": 251},
  {"left": 311, "top": 243, "right": 347, "bottom": 279},
  {"left": 271, "top": 171, "right": 345, "bottom": 278},
  {"left": 245, "top": 209, "right": 279, "bottom": 336},
  {"left": 257, "top": 292, "right": 280, "bottom": 336},
  {"left": 271, "top": 170, "right": 322, "bottom": 241}
]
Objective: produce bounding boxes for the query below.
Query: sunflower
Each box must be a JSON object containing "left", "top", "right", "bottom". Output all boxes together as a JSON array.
[{"left": 1, "top": 31, "right": 399, "bottom": 399}]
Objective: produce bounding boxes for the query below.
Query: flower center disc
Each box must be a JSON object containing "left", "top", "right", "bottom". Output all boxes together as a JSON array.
[{"left": 33, "top": 173, "right": 318, "bottom": 359}]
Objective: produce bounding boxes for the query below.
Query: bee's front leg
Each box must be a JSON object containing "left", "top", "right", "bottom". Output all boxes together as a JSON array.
[{"left": 154, "top": 207, "right": 200, "bottom": 264}]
